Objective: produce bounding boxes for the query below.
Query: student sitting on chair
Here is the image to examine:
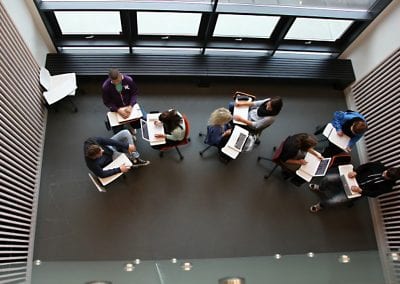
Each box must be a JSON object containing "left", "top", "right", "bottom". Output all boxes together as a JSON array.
[
  {"left": 84, "top": 129, "right": 150, "bottom": 178},
  {"left": 280, "top": 133, "right": 323, "bottom": 173},
  {"left": 309, "top": 162, "right": 400, "bottom": 213},
  {"left": 102, "top": 68, "right": 145, "bottom": 132},
  {"left": 316, "top": 110, "right": 367, "bottom": 156},
  {"left": 230, "top": 96, "right": 282, "bottom": 142},
  {"left": 203, "top": 107, "right": 233, "bottom": 162},
  {"left": 152, "top": 109, "right": 186, "bottom": 149}
]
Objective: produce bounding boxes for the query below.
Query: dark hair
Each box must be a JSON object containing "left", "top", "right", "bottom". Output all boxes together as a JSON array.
[
  {"left": 159, "top": 109, "right": 182, "bottom": 133},
  {"left": 270, "top": 96, "right": 283, "bottom": 115},
  {"left": 85, "top": 144, "right": 102, "bottom": 159},
  {"left": 352, "top": 120, "right": 368, "bottom": 135},
  {"left": 296, "top": 133, "right": 317, "bottom": 151},
  {"left": 108, "top": 68, "right": 120, "bottom": 80},
  {"left": 386, "top": 167, "right": 400, "bottom": 180}
]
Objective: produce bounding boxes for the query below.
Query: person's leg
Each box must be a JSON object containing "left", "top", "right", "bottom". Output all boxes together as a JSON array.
[{"left": 110, "top": 129, "right": 140, "bottom": 159}]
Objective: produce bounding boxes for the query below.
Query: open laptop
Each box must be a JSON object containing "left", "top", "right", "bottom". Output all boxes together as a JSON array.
[
  {"left": 296, "top": 153, "right": 331, "bottom": 182},
  {"left": 221, "top": 126, "right": 249, "bottom": 159},
  {"left": 338, "top": 164, "right": 362, "bottom": 199},
  {"left": 140, "top": 117, "right": 165, "bottom": 146}
]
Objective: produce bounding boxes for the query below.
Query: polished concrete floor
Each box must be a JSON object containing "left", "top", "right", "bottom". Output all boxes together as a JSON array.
[{"left": 34, "top": 78, "right": 376, "bottom": 261}]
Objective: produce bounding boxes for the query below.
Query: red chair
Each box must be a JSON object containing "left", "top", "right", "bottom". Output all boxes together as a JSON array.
[
  {"left": 257, "top": 137, "right": 288, "bottom": 179},
  {"left": 159, "top": 114, "right": 191, "bottom": 160}
]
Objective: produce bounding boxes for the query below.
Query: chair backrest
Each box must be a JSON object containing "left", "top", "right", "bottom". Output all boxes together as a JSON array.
[
  {"left": 88, "top": 173, "right": 106, "bottom": 192},
  {"left": 39, "top": 67, "right": 51, "bottom": 90},
  {"left": 178, "top": 114, "right": 190, "bottom": 144},
  {"left": 272, "top": 137, "right": 288, "bottom": 163}
]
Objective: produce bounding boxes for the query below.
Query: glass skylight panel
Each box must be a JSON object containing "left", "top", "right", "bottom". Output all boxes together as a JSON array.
[
  {"left": 137, "top": 12, "right": 201, "bottom": 36},
  {"left": 55, "top": 11, "right": 122, "bottom": 35},
  {"left": 285, "top": 18, "right": 353, "bottom": 42},
  {"left": 213, "top": 14, "right": 280, "bottom": 38}
]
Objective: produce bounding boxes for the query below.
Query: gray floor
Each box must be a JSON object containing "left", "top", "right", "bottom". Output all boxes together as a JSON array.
[{"left": 34, "top": 79, "right": 376, "bottom": 261}]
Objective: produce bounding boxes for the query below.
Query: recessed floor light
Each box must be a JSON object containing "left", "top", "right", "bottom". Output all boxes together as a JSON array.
[
  {"left": 338, "top": 255, "right": 350, "bottom": 263},
  {"left": 34, "top": 260, "right": 41, "bottom": 266},
  {"left": 274, "top": 254, "right": 282, "bottom": 259},
  {"left": 181, "top": 262, "right": 192, "bottom": 271},
  {"left": 124, "top": 263, "right": 135, "bottom": 272},
  {"left": 171, "top": 258, "right": 177, "bottom": 263},
  {"left": 307, "top": 252, "right": 315, "bottom": 258}
]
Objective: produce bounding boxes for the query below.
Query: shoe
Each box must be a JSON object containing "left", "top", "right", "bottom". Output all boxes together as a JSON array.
[
  {"left": 254, "top": 138, "right": 261, "bottom": 145},
  {"left": 309, "top": 183, "right": 320, "bottom": 192},
  {"left": 132, "top": 158, "right": 150, "bottom": 167},
  {"left": 310, "top": 203, "right": 322, "bottom": 213}
]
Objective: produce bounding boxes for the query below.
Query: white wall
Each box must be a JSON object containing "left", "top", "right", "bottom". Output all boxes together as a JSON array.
[
  {"left": 2, "top": 0, "right": 55, "bottom": 66},
  {"left": 341, "top": 0, "right": 400, "bottom": 81}
]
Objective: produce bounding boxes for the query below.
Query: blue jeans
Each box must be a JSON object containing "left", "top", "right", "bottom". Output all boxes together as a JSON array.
[{"left": 109, "top": 129, "right": 140, "bottom": 160}]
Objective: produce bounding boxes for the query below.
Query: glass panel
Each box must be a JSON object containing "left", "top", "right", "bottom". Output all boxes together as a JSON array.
[
  {"left": 32, "top": 251, "right": 385, "bottom": 284},
  {"left": 55, "top": 11, "right": 122, "bottom": 35},
  {"left": 60, "top": 47, "right": 130, "bottom": 54},
  {"left": 205, "top": 48, "right": 270, "bottom": 56},
  {"left": 285, "top": 18, "right": 353, "bottom": 41},
  {"left": 213, "top": 14, "right": 280, "bottom": 38},
  {"left": 217, "top": 0, "right": 375, "bottom": 11},
  {"left": 137, "top": 12, "right": 201, "bottom": 36},
  {"left": 133, "top": 47, "right": 202, "bottom": 55},
  {"left": 275, "top": 50, "right": 335, "bottom": 59}
]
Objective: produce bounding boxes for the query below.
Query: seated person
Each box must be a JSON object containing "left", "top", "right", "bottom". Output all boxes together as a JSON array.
[
  {"left": 102, "top": 68, "right": 145, "bottom": 132},
  {"left": 317, "top": 110, "right": 367, "bottom": 156},
  {"left": 309, "top": 161, "right": 400, "bottom": 212},
  {"left": 152, "top": 109, "right": 186, "bottom": 149},
  {"left": 230, "top": 96, "right": 283, "bottom": 137},
  {"left": 280, "top": 133, "right": 323, "bottom": 173},
  {"left": 204, "top": 107, "right": 233, "bottom": 162},
  {"left": 84, "top": 129, "right": 150, "bottom": 178}
]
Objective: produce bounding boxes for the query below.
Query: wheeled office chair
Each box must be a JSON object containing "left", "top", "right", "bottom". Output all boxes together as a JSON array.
[
  {"left": 158, "top": 114, "right": 191, "bottom": 160},
  {"left": 198, "top": 125, "right": 221, "bottom": 157},
  {"left": 257, "top": 137, "right": 288, "bottom": 179}
]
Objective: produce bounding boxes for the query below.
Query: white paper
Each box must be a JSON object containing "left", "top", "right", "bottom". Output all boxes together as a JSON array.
[{"left": 98, "top": 154, "right": 133, "bottom": 186}]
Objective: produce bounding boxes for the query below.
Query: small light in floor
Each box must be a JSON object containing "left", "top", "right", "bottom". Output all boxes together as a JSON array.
[
  {"left": 274, "top": 254, "right": 282, "bottom": 259},
  {"left": 338, "top": 255, "right": 350, "bottom": 263},
  {"left": 134, "top": 259, "right": 141, "bottom": 265},
  {"left": 390, "top": 252, "right": 400, "bottom": 261},
  {"left": 171, "top": 258, "right": 177, "bottom": 264},
  {"left": 181, "top": 262, "right": 193, "bottom": 271},
  {"left": 307, "top": 252, "right": 315, "bottom": 258},
  {"left": 124, "top": 263, "right": 135, "bottom": 272},
  {"left": 34, "top": 260, "right": 41, "bottom": 266}
]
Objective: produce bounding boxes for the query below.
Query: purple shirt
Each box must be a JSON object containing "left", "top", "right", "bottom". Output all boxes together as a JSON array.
[{"left": 102, "top": 74, "right": 139, "bottom": 112}]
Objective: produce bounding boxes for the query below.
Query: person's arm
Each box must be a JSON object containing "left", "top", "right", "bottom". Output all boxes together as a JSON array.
[
  {"left": 127, "top": 77, "right": 139, "bottom": 107},
  {"left": 234, "top": 101, "right": 254, "bottom": 107},
  {"left": 331, "top": 111, "right": 345, "bottom": 132},
  {"left": 102, "top": 83, "right": 119, "bottom": 112},
  {"left": 347, "top": 133, "right": 363, "bottom": 148},
  {"left": 165, "top": 126, "right": 185, "bottom": 141},
  {"left": 308, "top": 148, "right": 323, "bottom": 160},
  {"left": 96, "top": 137, "right": 129, "bottom": 152},
  {"left": 87, "top": 158, "right": 121, "bottom": 178},
  {"left": 285, "top": 159, "right": 307, "bottom": 165}
]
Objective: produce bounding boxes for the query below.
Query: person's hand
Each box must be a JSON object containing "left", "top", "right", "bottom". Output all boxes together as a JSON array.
[
  {"left": 345, "top": 146, "right": 351, "bottom": 152},
  {"left": 337, "top": 130, "right": 344, "bottom": 136},
  {"left": 117, "top": 107, "right": 130, "bottom": 118},
  {"left": 128, "top": 144, "right": 136, "bottom": 153},
  {"left": 154, "top": 120, "right": 163, "bottom": 127},
  {"left": 223, "top": 129, "right": 232, "bottom": 136},
  {"left": 120, "top": 164, "right": 130, "bottom": 173},
  {"left": 351, "top": 186, "right": 362, "bottom": 193},
  {"left": 316, "top": 153, "right": 323, "bottom": 160},
  {"left": 348, "top": 171, "right": 357, "bottom": 178},
  {"left": 233, "top": 114, "right": 243, "bottom": 122},
  {"left": 155, "top": 133, "right": 165, "bottom": 138},
  {"left": 299, "top": 159, "right": 307, "bottom": 165}
]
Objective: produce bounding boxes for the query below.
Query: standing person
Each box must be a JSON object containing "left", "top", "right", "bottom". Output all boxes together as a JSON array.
[
  {"left": 231, "top": 96, "right": 283, "bottom": 143},
  {"left": 309, "top": 162, "right": 400, "bottom": 212},
  {"left": 84, "top": 129, "right": 150, "bottom": 178},
  {"left": 317, "top": 110, "right": 367, "bottom": 156},
  {"left": 102, "top": 68, "right": 143, "bottom": 131},
  {"left": 152, "top": 109, "right": 186, "bottom": 149}
]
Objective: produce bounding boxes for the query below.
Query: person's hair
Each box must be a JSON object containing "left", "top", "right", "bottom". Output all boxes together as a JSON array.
[
  {"left": 159, "top": 109, "right": 182, "bottom": 133},
  {"left": 352, "top": 120, "right": 368, "bottom": 135},
  {"left": 108, "top": 68, "right": 120, "bottom": 80},
  {"left": 386, "top": 167, "right": 400, "bottom": 181},
  {"left": 85, "top": 144, "right": 102, "bottom": 159},
  {"left": 269, "top": 96, "right": 283, "bottom": 115},
  {"left": 208, "top": 108, "right": 232, "bottom": 126},
  {"left": 296, "top": 133, "right": 317, "bottom": 151}
]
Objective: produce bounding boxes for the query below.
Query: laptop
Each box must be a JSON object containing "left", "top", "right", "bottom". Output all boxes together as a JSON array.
[
  {"left": 140, "top": 117, "right": 165, "bottom": 146},
  {"left": 221, "top": 126, "right": 249, "bottom": 159},
  {"left": 338, "top": 164, "right": 362, "bottom": 199},
  {"left": 140, "top": 119, "right": 150, "bottom": 141},
  {"left": 314, "top": 158, "right": 331, "bottom": 176}
]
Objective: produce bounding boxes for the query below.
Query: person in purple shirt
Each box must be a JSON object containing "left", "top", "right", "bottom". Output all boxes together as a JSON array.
[{"left": 102, "top": 68, "right": 143, "bottom": 130}]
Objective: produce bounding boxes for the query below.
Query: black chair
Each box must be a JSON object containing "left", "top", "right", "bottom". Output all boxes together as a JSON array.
[
  {"left": 198, "top": 125, "right": 220, "bottom": 157},
  {"left": 257, "top": 138, "right": 287, "bottom": 179}
]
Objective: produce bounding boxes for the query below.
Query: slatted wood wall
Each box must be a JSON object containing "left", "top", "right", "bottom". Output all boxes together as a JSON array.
[
  {"left": 352, "top": 47, "right": 400, "bottom": 284},
  {"left": 0, "top": 2, "right": 46, "bottom": 283}
]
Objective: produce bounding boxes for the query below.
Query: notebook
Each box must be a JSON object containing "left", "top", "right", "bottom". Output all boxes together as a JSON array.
[
  {"left": 221, "top": 126, "right": 249, "bottom": 159},
  {"left": 107, "top": 103, "right": 143, "bottom": 127},
  {"left": 140, "top": 113, "right": 166, "bottom": 146},
  {"left": 98, "top": 154, "right": 133, "bottom": 186},
  {"left": 233, "top": 96, "right": 252, "bottom": 125},
  {"left": 296, "top": 152, "right": 331, "bottom": 182},
  {"left": 338, "top": 164, "right": 362, "bottom": 199},
  {"left": 322, "top": 123, "right": 350, "bottom": 151}
]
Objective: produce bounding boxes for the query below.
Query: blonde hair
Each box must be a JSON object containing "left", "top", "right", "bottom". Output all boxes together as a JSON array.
[{"left": 208, "top": 108, "right": 232, "bottom": 126}]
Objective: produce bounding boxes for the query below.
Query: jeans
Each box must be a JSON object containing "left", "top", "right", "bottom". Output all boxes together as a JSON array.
[
  {"left": 317, "top": 173, "right": 350, "bottom": 208},
  {"left": 109, "top": 129, "right": 140, "bottom": 160}
]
